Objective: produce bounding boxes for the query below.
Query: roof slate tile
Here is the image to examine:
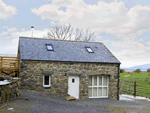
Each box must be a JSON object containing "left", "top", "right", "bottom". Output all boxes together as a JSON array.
[{"left": 19, "top": 37, "right": 121, "bottom": 64}]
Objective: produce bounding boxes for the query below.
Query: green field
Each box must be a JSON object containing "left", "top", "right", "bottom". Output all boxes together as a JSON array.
[{"left": 120, "top": 72, "right": 150, "bottom": 98}]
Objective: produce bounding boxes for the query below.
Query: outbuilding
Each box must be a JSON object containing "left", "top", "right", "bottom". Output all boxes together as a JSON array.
[{"left": 18, "top": 37, "right": 121, "bottom": 100}]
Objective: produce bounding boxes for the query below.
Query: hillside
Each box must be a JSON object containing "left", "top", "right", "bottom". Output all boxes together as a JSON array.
[{"left": 125, "top": 63, "right": 150, "bottom": 71}]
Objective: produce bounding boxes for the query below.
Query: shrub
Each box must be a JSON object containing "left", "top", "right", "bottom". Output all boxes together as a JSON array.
[
  {"left": 134, "top": 69, "right": 141, "bottom": 73},
  {"left": 120, "top": 69, "right": 125, "bottom": 73},
  {"left": 147, "top": 68, "right": 150, "bottom": 72}
]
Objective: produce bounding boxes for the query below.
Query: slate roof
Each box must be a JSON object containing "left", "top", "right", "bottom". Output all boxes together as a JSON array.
[{"left": 19, "top": 37, "right": 121, "bottom": 64}]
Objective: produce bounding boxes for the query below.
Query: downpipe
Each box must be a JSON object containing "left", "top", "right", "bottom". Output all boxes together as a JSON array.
[
  {"left": 117, "top": 64, "right": 120, "bottom": 100},
  {"left": 15, "top": 85, "right": 18, "bottom": 99}
]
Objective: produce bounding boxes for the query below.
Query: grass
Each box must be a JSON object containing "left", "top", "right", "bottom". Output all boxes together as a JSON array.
[{"left": 120, "top": 72, "right": 150, "bottom": 98}]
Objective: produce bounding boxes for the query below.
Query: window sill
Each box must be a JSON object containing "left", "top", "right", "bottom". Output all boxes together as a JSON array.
[
  {"left": 43, "top": 86, "right": 51, "bottom": 88},
  {"left": 89, "top": 96, "right": 108, "bottom": 98}
]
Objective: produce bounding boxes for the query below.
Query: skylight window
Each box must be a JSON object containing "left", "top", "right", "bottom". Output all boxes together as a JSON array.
[
  {"left": 46, "top": 44, "right": 53, "bottom": 51},
  {"left": 85, "top": 47, "right": 94, "bottom": 53},
  {"left": 47, "top": 45, "right": 52, "bottom": 50}
]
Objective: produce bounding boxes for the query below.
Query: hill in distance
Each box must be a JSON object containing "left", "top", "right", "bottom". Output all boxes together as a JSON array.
[{"left": 124, "top": 63, "right": 150, "bottom": 71}]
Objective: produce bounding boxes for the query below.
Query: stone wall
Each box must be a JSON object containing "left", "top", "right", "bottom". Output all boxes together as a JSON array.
[
  {"left": 0, "top": 77, "right": 20, "bottom": 102},
  {"left": 20, "top": 60, "right": 119, "bottom": 100}
]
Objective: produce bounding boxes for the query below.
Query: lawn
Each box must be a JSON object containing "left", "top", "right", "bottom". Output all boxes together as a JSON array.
[{"left": 120, "top": 72, "right": 150, "bottom": 98}]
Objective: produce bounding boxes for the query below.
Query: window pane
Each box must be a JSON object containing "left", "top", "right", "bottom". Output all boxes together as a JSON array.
[
  {"left": 87, "top": 48, "right": 93, "bottom": 52},
  {"left": 103, "top": 87, "right": 107, "bottom": 96},
  {"left": 45, "top": 76, "right": 49, "bottom": 85},
  {"left": 93, "top": 87, "right": 97, "bottom": 97},
  {"left": 89, "top": 76, "right": 92, "bottom": 86},
  {"left": 103, "top": 76, "right": 107, "bottom": 86},
  {"left": 88, "top": 87, "right": 92, "bottom": 97},
  {"left": 94, "top": 76, "right": 97, "bottom": 86},
  {"left": 99, "top": 76, "right": 102, "bottom": 86},
  {"left": 72, "top": 79, "right": 75, "bottom": 83},
  {"left": 47, "top": 45, "right": 53, "bottom": 50},
  {"left": 98, "top": 87, "right": 102, "bottom": 96}
]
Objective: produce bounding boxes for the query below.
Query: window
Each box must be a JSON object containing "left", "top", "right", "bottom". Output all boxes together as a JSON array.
[
  {"left": 43, "top": 75, "right": 51, "bottom": 87},
  {"left": 88, "top": 75, "right": 109, "bottom": 98},
  {"left": 85, "top": 47, "right": 94, "bottom": 53},
  {"left": 46, "top": 44, "right": 53, "bottom": 51},
  {"left": 72, "top": 78, "right": 75, "bottom": 83}
]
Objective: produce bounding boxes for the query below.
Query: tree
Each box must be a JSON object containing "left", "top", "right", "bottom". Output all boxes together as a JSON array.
[
  {"left": 134, "top": 69, "right": 141, "bottom": 73},
  {"left": 45, "top": 23, "right": 95, "bottom": 42},
  {"left": 120, "top": 69, "right": 125, "bottom": 73},
  {"left": 147, "top": 68, "right": 150, "bottom": 72}
]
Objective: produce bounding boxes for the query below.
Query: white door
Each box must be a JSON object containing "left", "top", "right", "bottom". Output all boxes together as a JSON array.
[{"left": 68, "top": 76, "right": 79, "bottom": 99}]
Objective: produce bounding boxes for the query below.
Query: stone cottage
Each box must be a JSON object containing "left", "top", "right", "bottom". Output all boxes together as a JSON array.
[{"left": 18, "top": 37, "right": 121, "bottom": 100}]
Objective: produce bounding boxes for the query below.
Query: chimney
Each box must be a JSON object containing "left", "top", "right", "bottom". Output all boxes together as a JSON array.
[{"left": 31, "top": 26, "right": 34, "bottom": 37}]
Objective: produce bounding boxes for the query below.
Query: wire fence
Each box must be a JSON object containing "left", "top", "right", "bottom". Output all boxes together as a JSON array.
[{"left": 120, "top": 79, "right": 150, "bottom": 99}]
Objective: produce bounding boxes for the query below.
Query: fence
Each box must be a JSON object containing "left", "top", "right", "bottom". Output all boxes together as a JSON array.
[
  {"left": 0, "top": 56, "right": 19, "bottom": 77},
  {"left": 120, "top": 79, "right": 150, "bottom": 98}
]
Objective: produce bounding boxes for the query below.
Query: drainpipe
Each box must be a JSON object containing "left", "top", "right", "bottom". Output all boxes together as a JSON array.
[
  {"left": 15, "top": 86, "right": 17, "bottom": 99},
  {"left": 117, "top": 63, "right": 120, "bottom": 100}
]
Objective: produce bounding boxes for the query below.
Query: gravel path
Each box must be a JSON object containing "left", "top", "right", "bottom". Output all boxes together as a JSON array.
[
  {"left": 76, "top": 98, "right": 150, "bottom": 106},
  {"left": 1, "top": 89, "right": 150, "bottom": 113},
  {"left": 6, "top": 89, "right": 111, "bottom": 113},
  {"left": 76, "top": 98, "right": 150, "bottom": 113}
]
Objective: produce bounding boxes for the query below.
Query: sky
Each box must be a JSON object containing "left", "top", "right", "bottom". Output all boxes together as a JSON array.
[{"left": 0, "top": 0, "right": 150, "bottom": 68}]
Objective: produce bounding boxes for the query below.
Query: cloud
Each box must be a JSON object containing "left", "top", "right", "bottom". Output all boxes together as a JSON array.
[
  {"left": 0, "top": 27, "right": 17, "bottom": 36},
  {"left": 0, "top": 27, "right": 49, "bottom": 55},
  {"left": 1, "top": 26, "right": 150, "bottom": 68},
  {"left": 44, "top": 0, "right": 53, "bottom": 1},
  {"left": 1, "top": 0, "right": 150, "bottom": 68},
  {"left": 31, "top": 0, "right": 150, "bottom": 68},
  {"left": 31, "top": 0, "right": 150, "bottom": 37},
  {"left": 0, "top": 0, "right": 17, "bottom": 19},
  {"left": 120, "top": 60, "right": 150, "bottom": 68},
  {"left": 110, "top": 40, "right": 150, "bottom": 64},
  {"left": 31, "top": 0, "right": 87, "bottom": 21},
  {"left": 146, "top": 42, "right": 150, "bottom": 45},
  {"left": 94, "top": 35, "right": 103, "bottom": 42}
]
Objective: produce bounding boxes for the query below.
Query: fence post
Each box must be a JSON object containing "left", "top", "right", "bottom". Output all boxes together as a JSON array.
[
  {"left": 134, "top": 80, "right": 136, "bottom": 97},
  {"left": 127, "top": 83, "right": 129, "bottom": 94}
]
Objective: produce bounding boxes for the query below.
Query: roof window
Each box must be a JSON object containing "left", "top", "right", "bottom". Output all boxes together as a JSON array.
[
  {"left": 85, "top": 47, "right": 94, "bottom": 53},
  {"left": 46, "top": 44, "right": 53, "bottom": 51}
]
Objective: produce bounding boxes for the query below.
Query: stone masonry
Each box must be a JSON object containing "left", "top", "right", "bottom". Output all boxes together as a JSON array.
[
  {"left": 0, "top": 77, "right": 20, "bottom": 102},
  {"left": 19, "top": 60, "right": 119, "bottom": 100}
]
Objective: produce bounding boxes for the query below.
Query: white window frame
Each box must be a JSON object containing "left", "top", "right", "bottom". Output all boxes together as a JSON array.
[
  {"left": 46, "top": 44, "right": 54, "bottom": 51},
  {"left": 85, "top": 47, "right": 94, "bottom": 53},
  {"left": 88, "top": 75, "right": 109, "bottom": 98},
  {"left": 43, "top": 75, "right": 51, "bottom": 87}
]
